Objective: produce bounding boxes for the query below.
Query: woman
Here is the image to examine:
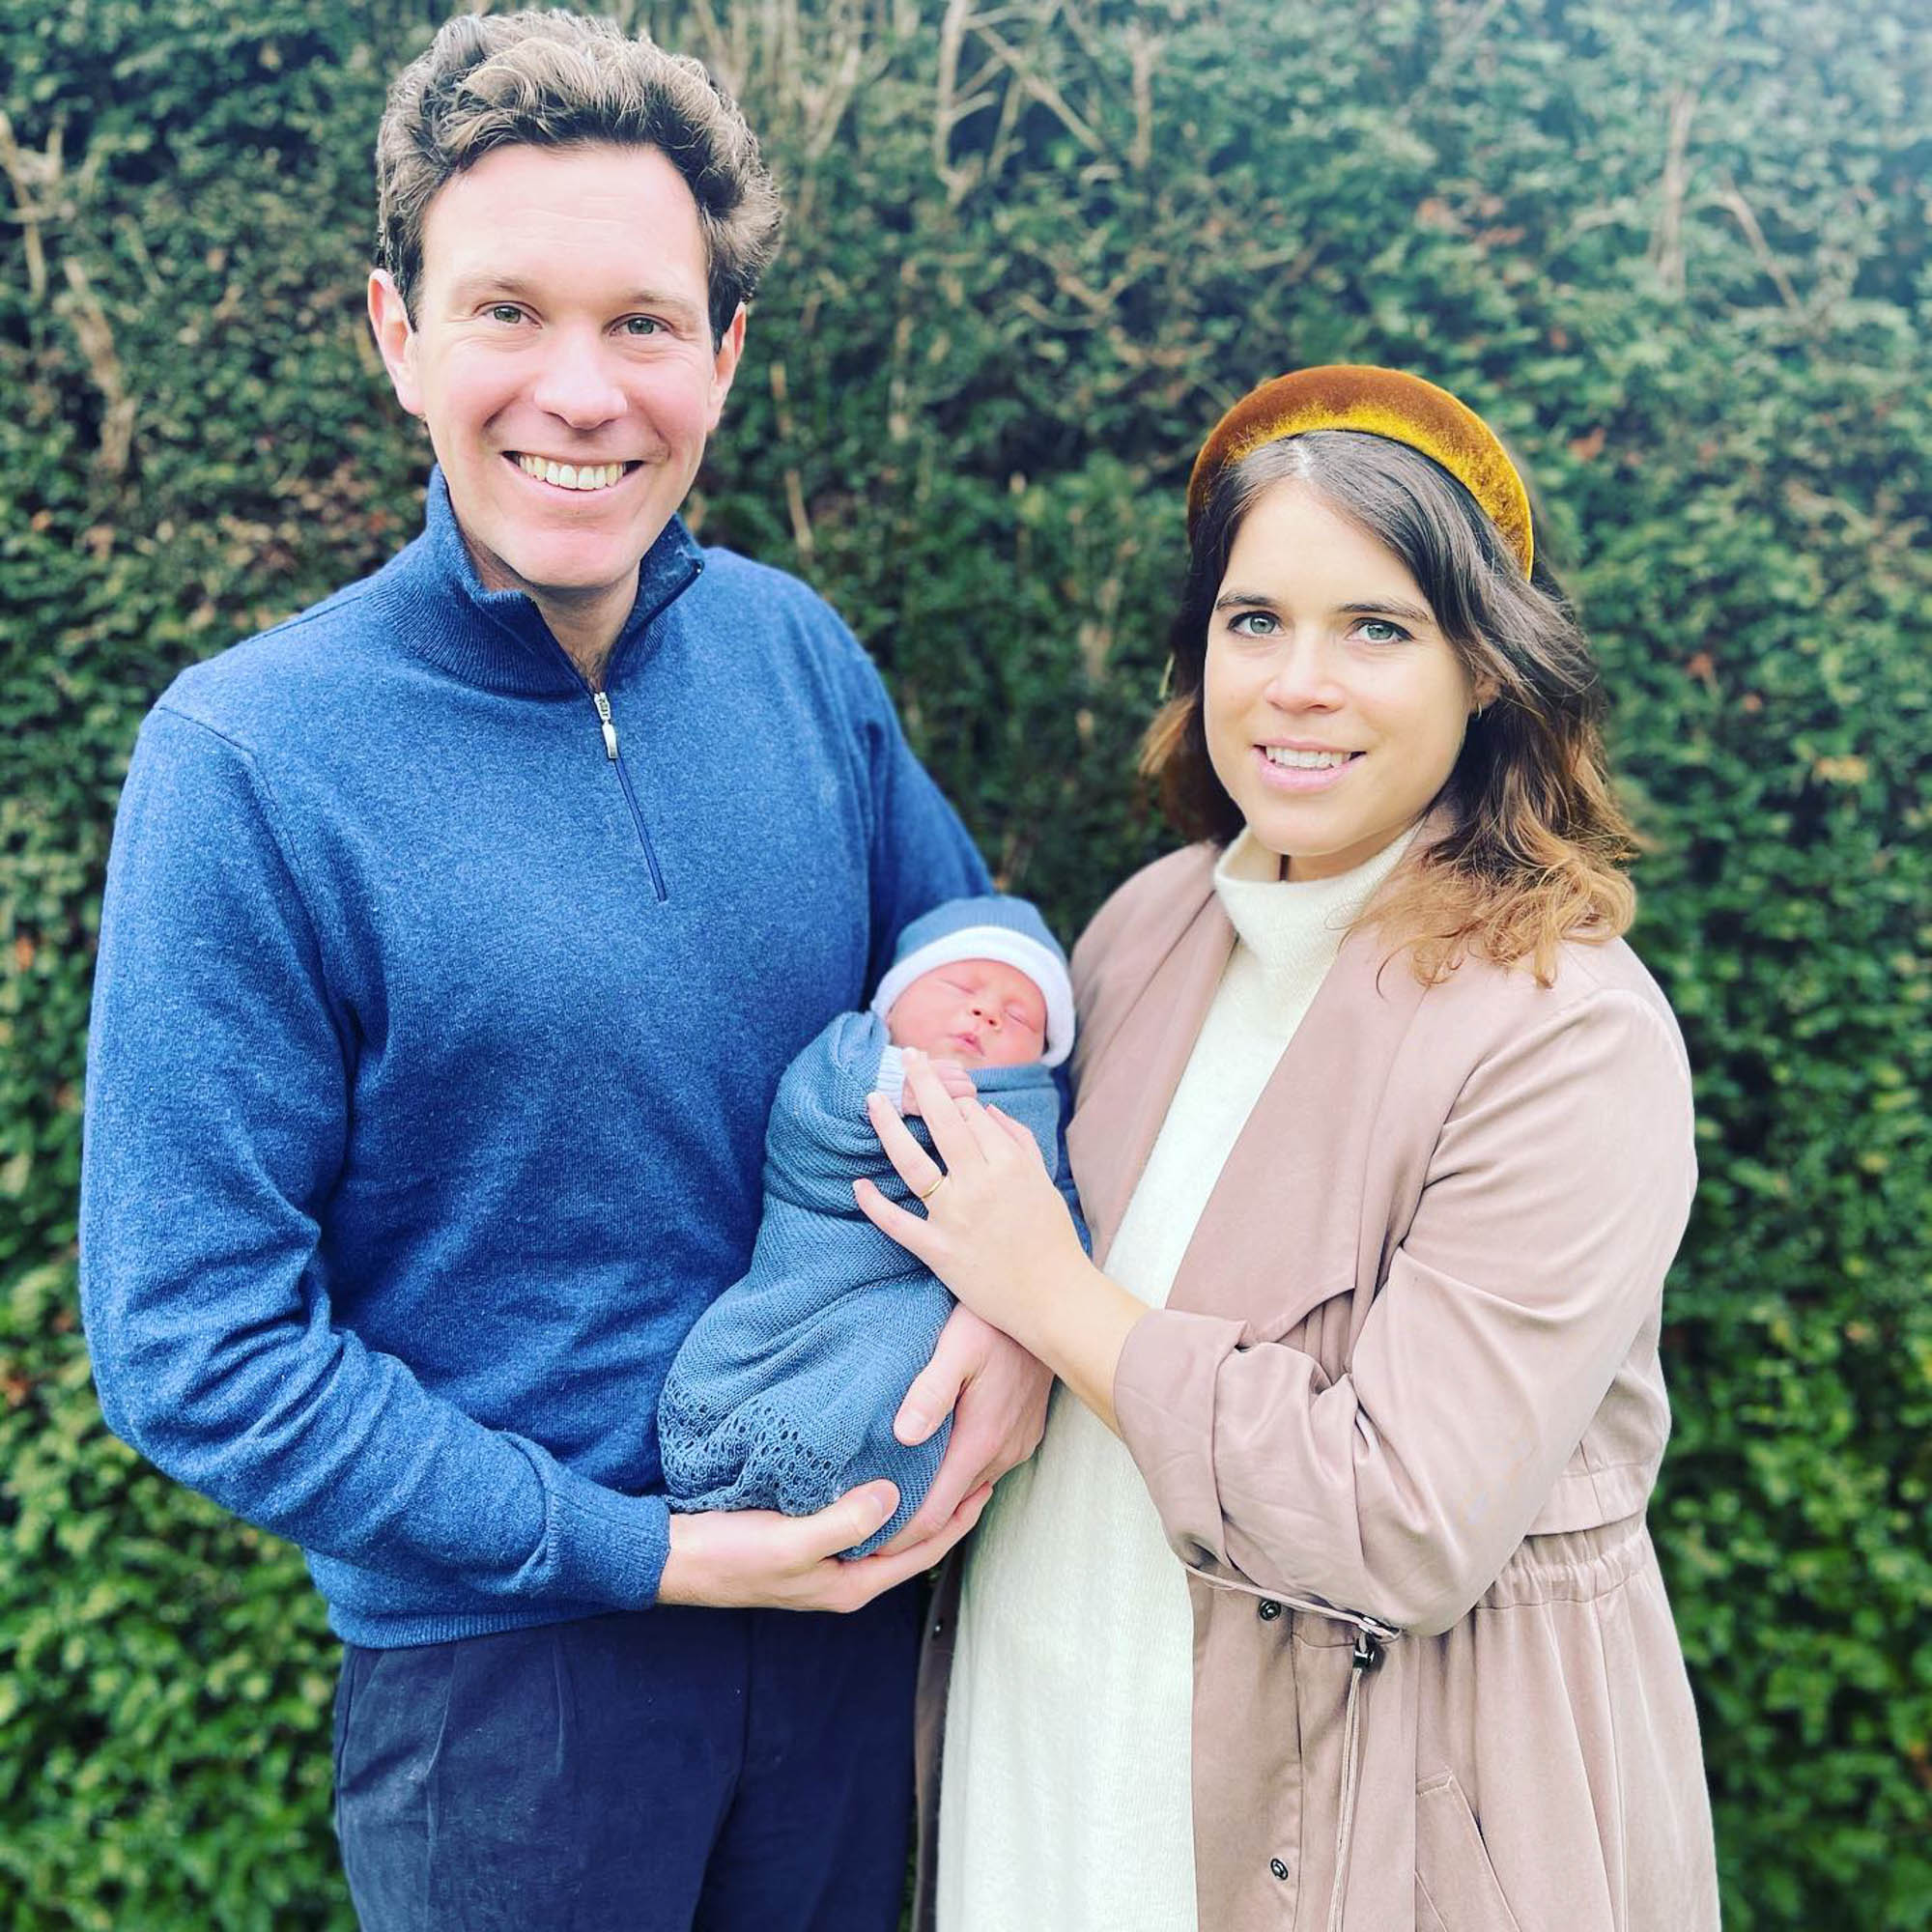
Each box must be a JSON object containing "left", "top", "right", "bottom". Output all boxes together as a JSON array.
[{"left": 857, "top": 367, "right": 1720, "bottom": 1932}]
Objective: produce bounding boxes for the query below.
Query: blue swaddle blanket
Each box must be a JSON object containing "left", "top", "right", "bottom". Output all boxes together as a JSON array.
[{"left": 659, "top": 1008, "right": 1064, "bottom": 1557}]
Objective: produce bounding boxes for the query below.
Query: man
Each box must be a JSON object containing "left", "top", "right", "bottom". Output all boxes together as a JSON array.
[{"left": 79, "top": 14, "right": 1049, "bottom": 1929}]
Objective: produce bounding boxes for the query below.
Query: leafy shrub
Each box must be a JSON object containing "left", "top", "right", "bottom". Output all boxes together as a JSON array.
[{"left": 3, "top": 1, "right": 1927, "bottom": 1924}]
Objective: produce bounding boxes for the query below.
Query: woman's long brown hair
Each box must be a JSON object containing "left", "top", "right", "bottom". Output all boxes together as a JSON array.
[{"left": 1142, "top": 431, "right": 1639, "bottom": 985}]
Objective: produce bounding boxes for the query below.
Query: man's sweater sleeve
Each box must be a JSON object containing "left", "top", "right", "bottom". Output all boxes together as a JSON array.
[{"left": 80, "top": 709, "right": 668, "bottom": 1610}]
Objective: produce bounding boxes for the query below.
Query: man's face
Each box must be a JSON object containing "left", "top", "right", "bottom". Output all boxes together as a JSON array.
[{"left": 370, "top": 142, "right": 743, "bottom": 633}]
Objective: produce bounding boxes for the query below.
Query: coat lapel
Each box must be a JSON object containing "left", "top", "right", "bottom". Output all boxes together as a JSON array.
[
  {"left": 1067, "top": 886, "right": 1235, "bottom": 1268},
  {"left": 1161, "top": 925, "right": 1430, "bottom": 1340}
]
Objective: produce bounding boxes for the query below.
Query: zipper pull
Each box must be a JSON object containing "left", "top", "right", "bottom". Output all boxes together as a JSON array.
[{"left": 592, "top": 691, "right": 618, "bottom": 761}]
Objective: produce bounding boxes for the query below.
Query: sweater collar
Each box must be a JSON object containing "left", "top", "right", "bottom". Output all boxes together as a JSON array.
[
  {"left": 380, "top": 467, "right": 705, "bottom": 695},
  {"left": 1211, "top": 822, "right": 1418, "bottom": 994}
]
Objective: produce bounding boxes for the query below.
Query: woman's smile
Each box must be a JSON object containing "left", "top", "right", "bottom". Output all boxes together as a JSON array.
[{"left": 1253, "top": 744, "right": 1363, "bottom": 792}]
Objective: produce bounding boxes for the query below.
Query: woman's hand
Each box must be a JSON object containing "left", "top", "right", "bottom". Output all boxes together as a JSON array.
[
  {"left": 656, "top": 1477, "right": 990, "bottom": 1610},
  {"left": 855, "top": 1049, "right": 1149, "bottom": 1428},
  {"left": 856, "top": 1049, "right": 1087, "bottom": 1340}
]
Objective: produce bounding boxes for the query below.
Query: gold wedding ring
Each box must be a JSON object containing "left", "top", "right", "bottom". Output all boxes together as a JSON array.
[{"left": 916, "top": 1173, "right": 947, "bottom": 1203}]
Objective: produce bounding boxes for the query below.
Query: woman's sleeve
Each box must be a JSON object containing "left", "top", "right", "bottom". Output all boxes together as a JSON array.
[{"left": 1111, "top": 985, "right": 1695, "bottom": 1636}]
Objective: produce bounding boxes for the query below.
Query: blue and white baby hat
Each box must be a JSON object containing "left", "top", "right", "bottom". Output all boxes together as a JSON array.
[{"left": 868, "top": 895, "right": 1076, "bottom": 1068}]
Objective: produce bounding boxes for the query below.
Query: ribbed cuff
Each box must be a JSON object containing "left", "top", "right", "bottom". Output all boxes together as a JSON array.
[
  {"left": 538, "top": 1457, "right": 671, "bottom": 1609},
  {"left": 871, "top": 1044, "right": 909, "bottom": 1111}
]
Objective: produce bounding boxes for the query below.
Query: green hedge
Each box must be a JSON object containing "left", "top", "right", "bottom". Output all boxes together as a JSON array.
[{"left": 3, "top": 1, "right": 1928, "bottom": 1924}]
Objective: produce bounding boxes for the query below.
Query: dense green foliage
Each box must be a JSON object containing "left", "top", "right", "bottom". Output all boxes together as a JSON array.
[{"left": 3, "top": 0, "right": 1927, "bottom": 1923}]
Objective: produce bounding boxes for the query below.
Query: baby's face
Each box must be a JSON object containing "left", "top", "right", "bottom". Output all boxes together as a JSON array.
[{"left": 887, "top": 958, "right": 1048, "bottom": 1068}]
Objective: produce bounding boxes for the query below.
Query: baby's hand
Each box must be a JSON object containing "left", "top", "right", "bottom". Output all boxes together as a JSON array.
[{"left": 900, "top": 1058, "right": 975, "bottom": 1116}]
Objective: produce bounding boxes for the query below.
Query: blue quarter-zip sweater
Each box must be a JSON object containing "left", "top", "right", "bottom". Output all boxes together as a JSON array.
[{"left": 79, "top": 471, "right": 990, "bottom": 1646}]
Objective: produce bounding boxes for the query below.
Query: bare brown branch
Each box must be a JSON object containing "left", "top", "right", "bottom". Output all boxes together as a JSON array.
[{"left": 58, "top": 255, "right": 135, "bottom": 476}]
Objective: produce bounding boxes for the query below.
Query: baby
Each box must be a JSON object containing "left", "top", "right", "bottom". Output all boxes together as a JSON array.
[{"left": 659, "top": 895, "right": 1073, "bottom": 1556}]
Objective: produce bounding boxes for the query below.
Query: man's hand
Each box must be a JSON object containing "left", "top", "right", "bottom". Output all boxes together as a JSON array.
[
  {"left": 656, "top": 1478, "right": 991, "bottom": 1611},
  {"left": 876, "top": 1303, "right": 1051, "bottom": 1552}
]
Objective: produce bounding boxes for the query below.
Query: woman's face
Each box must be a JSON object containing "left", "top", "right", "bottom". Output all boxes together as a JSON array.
[{"left": 1203, "top": 478, "right": 1484, "bottom": 881}]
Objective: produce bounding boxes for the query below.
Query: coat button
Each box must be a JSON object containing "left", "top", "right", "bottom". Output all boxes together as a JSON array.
[
  {"left": 1258, "top": 1599, "right": 1282, "bottom": 1621},
  {"left": 1270, "top": 1858, "right": 1290, "bottom": 1881}
]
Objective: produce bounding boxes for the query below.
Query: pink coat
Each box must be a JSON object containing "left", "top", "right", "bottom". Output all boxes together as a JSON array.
[{"left": 916, "top": 844, "right": 1720, "bottom": 1931}]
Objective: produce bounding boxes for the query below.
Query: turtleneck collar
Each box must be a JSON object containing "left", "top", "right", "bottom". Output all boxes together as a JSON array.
[
  {"left": 375, "top": 466, "right": 705, "bottom": 696},
  {"left": 1211, "top": 822, "right": 1419, "bottom": 997}
]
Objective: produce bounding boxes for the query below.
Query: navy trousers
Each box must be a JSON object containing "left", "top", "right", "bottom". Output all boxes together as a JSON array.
[{"left": 332, "top": 1588, "right": 922, "bottom": 1932}]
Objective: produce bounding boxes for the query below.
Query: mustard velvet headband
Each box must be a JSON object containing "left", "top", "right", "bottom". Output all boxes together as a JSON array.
[{"left": 1185, "top": 364, "right": 1534, "bottom": 577}]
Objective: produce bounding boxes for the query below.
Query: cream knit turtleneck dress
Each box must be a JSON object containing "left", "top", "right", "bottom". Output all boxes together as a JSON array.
[{"left": 935, "top": 829, "right": 1414, "bottom": 1932}]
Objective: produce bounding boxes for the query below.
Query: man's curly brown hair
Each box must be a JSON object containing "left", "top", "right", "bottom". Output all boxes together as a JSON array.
[{"left": 375, "top": 10, "right": 782, "bottom": 343}]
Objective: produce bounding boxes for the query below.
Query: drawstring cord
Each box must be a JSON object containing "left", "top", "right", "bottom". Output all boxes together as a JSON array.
[
  {"left": 1184, "top": 1561, "right": 1400, "bottom": 1925},
  {"left": 1327, "top": 1626, "right": 1385, "bottom": 1932}
]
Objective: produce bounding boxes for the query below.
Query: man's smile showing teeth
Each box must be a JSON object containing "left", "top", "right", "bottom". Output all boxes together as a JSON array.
[{"left": 513, "top": 454, "right": 634, "bottom": 492}]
